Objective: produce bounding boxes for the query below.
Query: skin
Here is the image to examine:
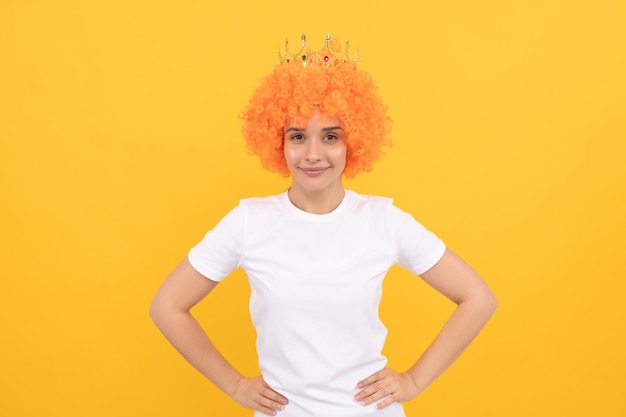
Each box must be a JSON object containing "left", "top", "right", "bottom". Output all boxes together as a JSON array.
[
  {"left": 283, "top": 109, "right": 347, "bottom": 214},
  {"left": 353, "top": 249, "right": 497, "bottom": 408},
  {"left": 150, "top": 110, "right": 497, "bottom": 415},
  {"left": 150, "top": 259, "right": 288, "bottom": 416}
]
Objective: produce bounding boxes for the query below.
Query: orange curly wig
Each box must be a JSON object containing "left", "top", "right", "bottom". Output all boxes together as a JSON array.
[{"left": 240, "top": 60, "right": 392, "bottom": 179}]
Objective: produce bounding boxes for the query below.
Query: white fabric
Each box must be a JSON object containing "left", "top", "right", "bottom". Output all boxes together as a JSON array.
[{"left": 188, "top": 190, "right": 446, "bottom": 417}]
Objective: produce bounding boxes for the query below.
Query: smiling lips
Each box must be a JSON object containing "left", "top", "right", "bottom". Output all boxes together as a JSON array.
[{"left": 299, "top": 167, "right": 331, "bottom": 177}]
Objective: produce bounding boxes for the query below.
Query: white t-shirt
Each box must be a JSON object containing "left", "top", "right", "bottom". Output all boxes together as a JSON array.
[{"left": 188, "top": 190, "right": 446, "bottom": 417}]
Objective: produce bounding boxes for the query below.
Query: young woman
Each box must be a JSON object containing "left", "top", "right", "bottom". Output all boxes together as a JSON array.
[{"left": 150, "top": 35, "right": 497, "bottom": 417}]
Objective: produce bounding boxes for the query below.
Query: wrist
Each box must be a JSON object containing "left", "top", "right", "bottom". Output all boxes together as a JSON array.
[
  {"left": 404, "top": 369, "right": 426, "bottom": 395},
  {"left": 225, "top": 374, "right": 245, "bottom": 398}
]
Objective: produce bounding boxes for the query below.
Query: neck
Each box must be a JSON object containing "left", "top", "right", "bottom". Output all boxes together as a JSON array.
[{"left": 287, "top": 185, "right": 346, "bottom": 214}]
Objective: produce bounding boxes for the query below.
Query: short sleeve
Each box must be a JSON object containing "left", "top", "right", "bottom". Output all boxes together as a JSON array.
[
  {"left": 388, "top": 204, "right": 446, "bottom": 275},
  {"left": 187, "top": 204, "right": 247, "bottom": 281}
]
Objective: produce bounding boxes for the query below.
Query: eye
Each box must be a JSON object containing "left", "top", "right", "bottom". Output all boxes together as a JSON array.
[
  {"left": 323, "top": 133, "right": 339, "bottom": 142},
  {"left": 290, "top": 133, "right": 305, "bottom": 143}
]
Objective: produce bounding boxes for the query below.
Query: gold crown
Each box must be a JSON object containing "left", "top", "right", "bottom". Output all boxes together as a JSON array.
[{"left": 279, "top": 34, "right": 360, "bottom": 67}]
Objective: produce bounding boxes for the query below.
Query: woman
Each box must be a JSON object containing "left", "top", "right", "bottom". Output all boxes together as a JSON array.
[{"left": 150, "top": 35, "right": 497, "bottom": 417}]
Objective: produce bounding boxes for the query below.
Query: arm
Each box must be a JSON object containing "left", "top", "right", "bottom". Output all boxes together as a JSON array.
[
  {"left": 355, "top": 248, "right": 497, "bottom": 408},
  {"left": 149, "top": 258, "right": 288, "bottom": 416}
]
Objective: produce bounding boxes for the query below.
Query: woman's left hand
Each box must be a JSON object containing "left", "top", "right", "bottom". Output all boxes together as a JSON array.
[{"left": 354, "top": 368, "right": 419, "bottom": 409}]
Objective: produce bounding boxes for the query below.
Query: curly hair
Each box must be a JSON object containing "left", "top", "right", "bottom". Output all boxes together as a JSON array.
[{"left": 240, "top": 60, "right": 392, "bottom": 179}]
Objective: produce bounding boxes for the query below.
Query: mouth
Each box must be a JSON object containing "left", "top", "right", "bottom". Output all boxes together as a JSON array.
[{"left": 299, "top": 167, "right": 330, "bottom": 177}]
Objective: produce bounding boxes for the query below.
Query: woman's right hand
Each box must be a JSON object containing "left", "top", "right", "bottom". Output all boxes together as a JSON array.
[
  {"left": 151, "top": 261, "right": 288, "bottom": 415},
  {"left": 230, "top": 376, "right": 289, "bottom": 416}
]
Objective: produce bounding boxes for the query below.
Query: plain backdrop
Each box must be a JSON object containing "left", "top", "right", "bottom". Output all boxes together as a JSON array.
[{"left": 1, "top": 1, "right": 625, "bottom": 416}]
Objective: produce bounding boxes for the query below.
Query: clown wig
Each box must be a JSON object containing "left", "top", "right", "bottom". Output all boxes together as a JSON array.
[{"left": 241, "top": 61, "right": 392, "bottom": 179}]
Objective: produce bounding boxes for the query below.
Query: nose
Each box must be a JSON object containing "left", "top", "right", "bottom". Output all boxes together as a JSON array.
[{"left": 304, "top": 138, "right": 321, "bottom": 162}]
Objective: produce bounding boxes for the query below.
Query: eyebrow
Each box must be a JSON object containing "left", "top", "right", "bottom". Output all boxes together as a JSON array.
[
  {"left": 285, "top": 126, "right": 344, "bottom": 133},
  {"left": 322, "top": 126, "right": 344, "bottom": 132}
]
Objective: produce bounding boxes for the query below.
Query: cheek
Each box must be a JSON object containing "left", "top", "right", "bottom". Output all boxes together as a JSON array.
[
  {"left": 334, "top": 146, "right": 348, "bottom": 167},
  {"left": 283, "top": 143, "right": 299, "bottom": 165}
]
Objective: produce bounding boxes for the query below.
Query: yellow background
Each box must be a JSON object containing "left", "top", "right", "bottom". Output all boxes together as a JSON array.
[{"left": 1, "top": 0, "right": 625, "bottom": 416}]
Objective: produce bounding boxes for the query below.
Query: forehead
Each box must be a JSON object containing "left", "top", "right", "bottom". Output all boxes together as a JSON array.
[{"left": 285, "top": 109, "right": 343, "bottom": 129}]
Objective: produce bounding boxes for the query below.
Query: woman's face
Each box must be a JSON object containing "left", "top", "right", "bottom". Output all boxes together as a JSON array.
[{"left": 283, "top": 109, "right": 347, "bottom": 194}]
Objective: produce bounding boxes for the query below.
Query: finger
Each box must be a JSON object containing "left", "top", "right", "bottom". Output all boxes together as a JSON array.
[
  {"left": 375, "top": 395, "right": 397, "bottom": 410},
  {"left": 255, "top": 395, "right": 286, "bottom": 416},
  {"left": 359, "top": 387, "right": 392, "bottom": 406},
  {"left": 365, "top": 382, "right": 401, "bottom": 407},
  {"left": 355, "top": 380, "right": 382, "bottom": 400},
  {"left": 256, "top": 403, "right": 280, "bottom": 416},
  {"left": 260, "top": 385, "right": 289, "bottom": 405},
  {"left": 259, "top": 396, "right": 287, "bottom": 412},
  {"left": 357, "top": 369, "right": 386, "bottom": 388},
  {"left": 356, "top": 379, "right": 396, "bottom": 405}
]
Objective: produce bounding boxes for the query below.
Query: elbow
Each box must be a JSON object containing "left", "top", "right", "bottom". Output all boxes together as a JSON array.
[
  {"left": 462, "top": 285, "right": 497, "bottom": 319},
  {"left": 489, "top": 293, "right": 498, "bottom": 315},
  {"left": 482, "top": 287, "right": 498, "bottom": 318},
  {"left": 149, "top": 293, "right": 191, "bottom": 329},
  {"left": 149, "top": 296, "right": 169, "bottom": 328},
  {"left": 148, "top": 299, "right": 160, "bottom": 325}
]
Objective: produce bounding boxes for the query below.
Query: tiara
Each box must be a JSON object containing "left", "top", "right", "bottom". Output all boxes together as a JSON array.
[{"left": 278, "top": 34, "right": 360, "bottom": 67}]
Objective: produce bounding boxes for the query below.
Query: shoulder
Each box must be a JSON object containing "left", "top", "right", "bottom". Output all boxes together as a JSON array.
[
  {"left": 346, "top": 190, "right": 409, "bottom": 223},
  {"left": 346, "top": 190, "right": 394, "bottom": 210},
  {"left": 346, "top": 190, "right": 431, "bottom": 229},
  {"left": 235, "top": 192, "right": 291, "bottom": 228},
  {"left": 238, "top": 192, "right": 288, "bottom": 217},
  {"left": 208, "top": 193, "right": 286, "bottom": 230},
  {"left": 239, "top": 192, "right": 285, "bottom": 210}
]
